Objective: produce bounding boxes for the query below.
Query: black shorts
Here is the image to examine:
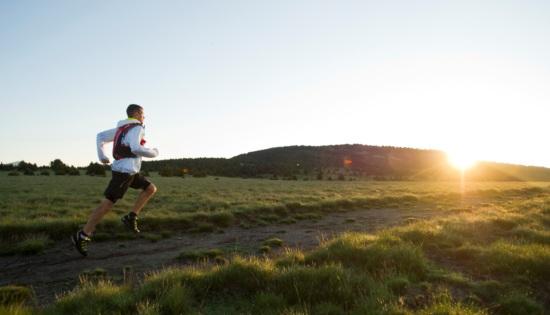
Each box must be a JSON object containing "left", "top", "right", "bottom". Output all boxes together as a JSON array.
[{"left": 104, "top": 171, "right": 152, "bottom": 203}]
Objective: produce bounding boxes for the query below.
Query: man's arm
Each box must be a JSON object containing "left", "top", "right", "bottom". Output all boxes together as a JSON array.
[
  {"left": 127, "top": 126, "right": 159, "bottom": 158},
  {"left": 96, "top": 128, "right": 116, "bottom": 164}
]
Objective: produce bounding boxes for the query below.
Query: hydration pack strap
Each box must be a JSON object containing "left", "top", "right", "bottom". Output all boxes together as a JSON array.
[{"left": 112, "top": 123, "right": 142, "bottom": 160}]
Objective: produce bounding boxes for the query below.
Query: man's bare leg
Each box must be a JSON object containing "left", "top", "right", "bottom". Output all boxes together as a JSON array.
[
  {"left": 130, "top": 184, "right": 157, "bottom": 215},
  {"left": 82, "top": 199, "right": 114, "bottom": 235}
]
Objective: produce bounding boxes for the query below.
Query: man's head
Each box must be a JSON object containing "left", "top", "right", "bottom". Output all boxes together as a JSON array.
[{"left": 127, "top": 104, "right": 144, "bottom": 123}]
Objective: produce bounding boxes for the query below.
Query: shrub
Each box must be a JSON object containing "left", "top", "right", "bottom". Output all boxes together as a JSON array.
[
  {"left": 22, "top": 169, "right": 34, "bottom": 176},
  {"left": 7, "top": 171, "right": 20, "bottom": 176},
  {"left": 40, "top": 170, "right": 50, "bottom": 176},
  {"left": 50, "top": 159, "right": 68, "bottom": 171},
  {"left": 67, "top": 167, "right": 80, "bottom": 176},
  {"left": 86, "top": 162, "right": 106, "bottom": 176},
  {"left": 16, "top": 161, "right": 37, "bottom": 172},
  {"left": 54, "top": 169, "right": 67, "bottom": 176}
]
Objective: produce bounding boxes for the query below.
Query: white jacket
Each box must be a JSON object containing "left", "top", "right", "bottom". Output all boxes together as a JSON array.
[{"left": 97, "top": 118, "right": 159, "bottom": 174}]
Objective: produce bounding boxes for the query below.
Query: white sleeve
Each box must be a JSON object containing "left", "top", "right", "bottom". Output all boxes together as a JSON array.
[
  {"left": 96, "top": 128, "right": 116, "bottom": 161},
  {"left": 127, "top": 126, "right": 159, "bottom": 158}
]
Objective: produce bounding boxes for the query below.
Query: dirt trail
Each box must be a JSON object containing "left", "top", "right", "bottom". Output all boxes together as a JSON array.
[{"left": 0, "top": 207, "right": 438, "bottom": 305}]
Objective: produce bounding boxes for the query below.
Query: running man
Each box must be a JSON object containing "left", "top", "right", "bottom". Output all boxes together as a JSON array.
[{"left": 72, "top": 104, "right": 159, "bottom": 256}]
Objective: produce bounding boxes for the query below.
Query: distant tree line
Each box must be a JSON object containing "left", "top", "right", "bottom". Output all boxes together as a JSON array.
[
  {"left": 4, "top": 145, "right": 550, "bottom": 181},
  {"left": 0, "top": 159, "right": 108, "bottom": 176}
]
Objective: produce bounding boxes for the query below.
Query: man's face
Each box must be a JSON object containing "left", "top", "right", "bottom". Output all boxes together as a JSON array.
[{"left": 135, "top": 109, "right": 145, "bottom": 123}]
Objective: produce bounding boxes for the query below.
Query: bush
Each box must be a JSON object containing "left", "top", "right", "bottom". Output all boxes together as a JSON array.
[
  {"left": 50, "top": 159, "right": 68, "bottom": 172},
  {"left": 40, "top": 170, "right": 50, "bottom": 176},
  {"left": 22, "top": 169, "right": 34, "bottom": 176},
  {"left": 86, "top": 163, "right": 106, "bottom": 176},
  {"left": 7, "top": 171, "right": 20, "bottom": 176},
  {"left": 67, "top": 167, "right": 80, "bottom": 176},
  {"left": 16, "top": 161, "right": 37, "bottom": 172},
  {"left": 54, "top": 169, "right": 67, "bottom": 176}
]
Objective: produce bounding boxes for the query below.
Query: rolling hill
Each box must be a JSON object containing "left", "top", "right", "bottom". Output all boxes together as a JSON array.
[{"left": 142, "top": 144, "right": 550, "bottom": 181}]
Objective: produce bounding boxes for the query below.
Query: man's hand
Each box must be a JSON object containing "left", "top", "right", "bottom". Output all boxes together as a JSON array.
[{"left": 101, "top": 158, "right": 110, "bottom": 165}]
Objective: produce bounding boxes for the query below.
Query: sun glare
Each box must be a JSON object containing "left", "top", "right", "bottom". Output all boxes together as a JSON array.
[{"left": 447, "top": 151, "right": 477, "bottom": 171}]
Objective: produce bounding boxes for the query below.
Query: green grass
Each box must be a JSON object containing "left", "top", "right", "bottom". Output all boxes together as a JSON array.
[
  {"left": 0, "top": 234, "right": 51, "bottom": 255},
  {"left": 2, "top": 172, "right": 550, "bottom": 313},
  {"left": 0, "top": 285, "right": 34, "bottom": 306},
  {"left": 1, "top": 171, "right": 549, "bottom": 251},
  {"left": 38, "top": 186, "right": 550, "bottom": 314}
]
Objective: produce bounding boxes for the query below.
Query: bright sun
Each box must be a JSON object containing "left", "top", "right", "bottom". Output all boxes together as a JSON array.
[{"left": 447, "top": 151, "right": 478, "bottom": 171}]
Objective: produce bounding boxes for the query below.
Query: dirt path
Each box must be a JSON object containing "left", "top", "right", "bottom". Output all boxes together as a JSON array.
[{"left": 0, "top": 207, "right": 438, "bottom": 305}]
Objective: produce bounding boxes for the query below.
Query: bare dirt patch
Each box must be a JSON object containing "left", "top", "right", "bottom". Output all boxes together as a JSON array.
[{"left": 0, "top": 206, "right": 438, "bottom": 305}]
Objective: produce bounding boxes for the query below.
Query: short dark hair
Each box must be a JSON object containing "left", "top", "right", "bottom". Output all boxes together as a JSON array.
[{"left": 126, "top": 104, "right": 143, "bottom": 117}]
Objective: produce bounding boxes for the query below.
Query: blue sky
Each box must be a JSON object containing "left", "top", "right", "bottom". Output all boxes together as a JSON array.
[{"left": 1, "top": 0, "right": 549, "bottom": 167}]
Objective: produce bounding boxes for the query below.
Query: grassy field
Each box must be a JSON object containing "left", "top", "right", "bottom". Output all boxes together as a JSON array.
[
  {"left": 1, "top": 171, "right": 548, "bottom": 254},
  {"left": 1, "top": 172, "right": 549, "bottom": 314}
]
